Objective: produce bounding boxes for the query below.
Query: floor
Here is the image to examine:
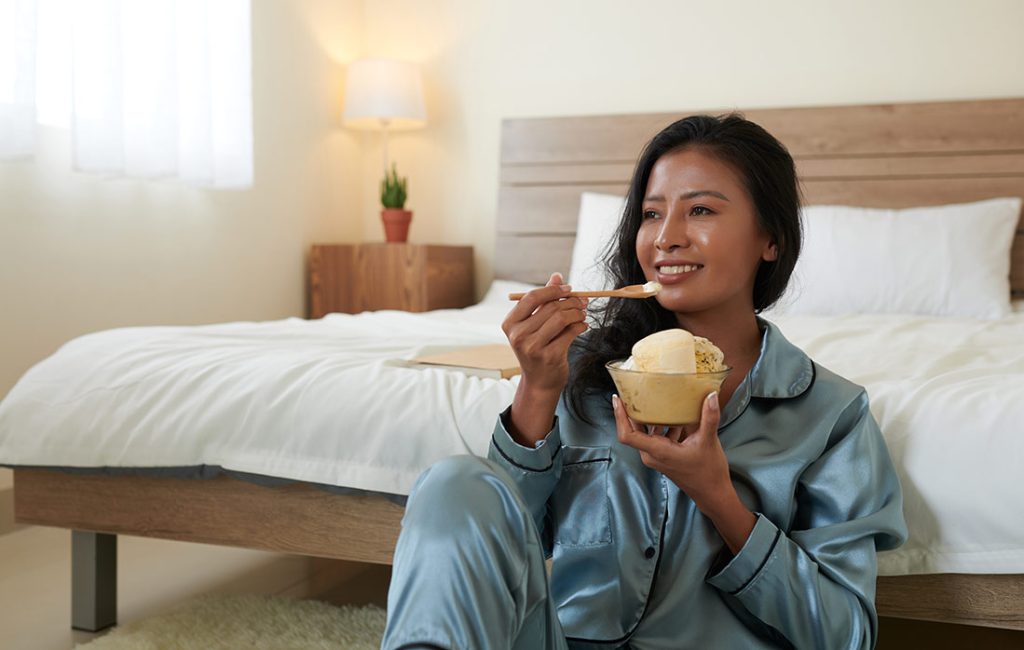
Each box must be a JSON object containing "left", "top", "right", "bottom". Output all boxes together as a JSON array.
[
  {"left": 2, "top": 522, "right": 1022, "bottom": 650},
  {"left": 0, "top": 523, "right": 389, "bottom": 650}
]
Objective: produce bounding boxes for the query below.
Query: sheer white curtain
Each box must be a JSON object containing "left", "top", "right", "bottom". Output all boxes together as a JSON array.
[
  {"left": 0, "top": 0, "right": 252, "bottom": 188},
  {"left": 0, "top": 0, "right": 36, "bottom": 158}
]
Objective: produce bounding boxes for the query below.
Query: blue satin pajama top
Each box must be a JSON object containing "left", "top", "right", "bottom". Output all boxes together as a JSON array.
[{"left": 487, "top": 319, "right": 907, "bottom": 649}]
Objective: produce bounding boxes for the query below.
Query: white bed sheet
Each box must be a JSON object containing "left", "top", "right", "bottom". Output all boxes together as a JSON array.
[{"left": 1, "top": 293, "right": 1022, "bottom": 576}]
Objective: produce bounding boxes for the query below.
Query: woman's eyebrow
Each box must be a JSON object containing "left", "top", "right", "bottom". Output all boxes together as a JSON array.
[
  {"left": 643, "top": 190, "right": 730, "bottom": 202},
  {"left": 681, "top": 190, "right": 730, "bottom": 202}
]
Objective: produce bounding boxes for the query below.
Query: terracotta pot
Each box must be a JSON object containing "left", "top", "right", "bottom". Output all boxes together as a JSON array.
[{"left": 381, "top": 208, "right": 413, "bottom": 243}]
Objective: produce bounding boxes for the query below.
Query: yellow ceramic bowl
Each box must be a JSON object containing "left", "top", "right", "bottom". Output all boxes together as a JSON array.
[{"left": 606, "top": 360, "right": 731, "bottom": 426}]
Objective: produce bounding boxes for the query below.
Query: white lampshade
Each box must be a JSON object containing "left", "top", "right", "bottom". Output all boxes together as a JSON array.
[{"left": 342, "top": 58, "right": 426, "bottom": 130}]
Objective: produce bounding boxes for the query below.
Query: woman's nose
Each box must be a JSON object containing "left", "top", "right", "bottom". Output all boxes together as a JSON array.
[{"left": 654, "top": 213, "right": 690, "bottom": 251}]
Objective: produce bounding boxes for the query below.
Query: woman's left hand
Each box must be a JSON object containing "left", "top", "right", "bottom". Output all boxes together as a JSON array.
[
  {"left": 613, "top": 392, "right": 731, "bottom": 513},
  {"left": 614, "top": 391, "right": 757, "bottom": 553}
]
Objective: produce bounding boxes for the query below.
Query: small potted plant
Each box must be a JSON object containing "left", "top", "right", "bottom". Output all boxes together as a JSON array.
[{"left": 380, "top": 163, "right": 412, "bottom": 243}]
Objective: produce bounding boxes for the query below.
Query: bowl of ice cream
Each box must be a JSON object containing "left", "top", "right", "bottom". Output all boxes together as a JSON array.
[{"left": 606, "top": 329, "right": 730, "bottom": 426}]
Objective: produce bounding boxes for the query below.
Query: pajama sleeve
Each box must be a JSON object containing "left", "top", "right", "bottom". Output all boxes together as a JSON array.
[
  {"left": 707, "top": 390, "right": 908, "bottom": 649},
  {"left": 488, "top": 405, "right": 562, "bottom": 553}
]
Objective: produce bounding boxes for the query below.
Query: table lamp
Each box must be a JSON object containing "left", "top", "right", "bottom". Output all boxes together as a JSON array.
[{"left": 342, "top": 58, "right": 426, "bottom": 242}]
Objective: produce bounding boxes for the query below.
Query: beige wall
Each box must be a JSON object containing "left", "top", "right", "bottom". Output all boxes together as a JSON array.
[{"left": 360, "top": 0, "right": 1024, "bottom": 295}]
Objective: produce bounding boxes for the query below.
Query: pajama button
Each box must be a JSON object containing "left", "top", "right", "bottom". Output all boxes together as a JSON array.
[{"left": 644, "top": 546, "right": 656, "bottom": 559}]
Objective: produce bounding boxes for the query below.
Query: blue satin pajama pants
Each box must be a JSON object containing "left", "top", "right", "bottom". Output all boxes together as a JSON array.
[{"left": 380, "top": 455, "right": 570, "bottom": 650}]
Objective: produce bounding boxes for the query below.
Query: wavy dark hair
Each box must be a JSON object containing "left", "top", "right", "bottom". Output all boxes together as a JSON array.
[{"left": 566, "top": 113, "right": 802, "bottom": 423}]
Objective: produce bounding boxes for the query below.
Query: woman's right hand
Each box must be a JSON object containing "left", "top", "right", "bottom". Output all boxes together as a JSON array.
[
  {"left": 503, "top": 272, "right": 589, "bottom": 391},
  {"left": 502, "top": 272, "right": 589, "bottom": 444}
]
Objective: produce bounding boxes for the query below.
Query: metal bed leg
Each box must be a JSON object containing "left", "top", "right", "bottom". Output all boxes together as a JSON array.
[{"left": 71, "top": 531, "right": 117, "bottom": 632}]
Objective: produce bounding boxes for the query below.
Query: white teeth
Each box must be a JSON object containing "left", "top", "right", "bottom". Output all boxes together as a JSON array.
[{"left": 660, "top": 264, "right": 700, "bottom": 274}]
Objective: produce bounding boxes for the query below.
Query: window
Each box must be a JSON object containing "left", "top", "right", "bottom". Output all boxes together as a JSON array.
[{"left": 0, "top": 0, "right": 253, "bottom": 188}]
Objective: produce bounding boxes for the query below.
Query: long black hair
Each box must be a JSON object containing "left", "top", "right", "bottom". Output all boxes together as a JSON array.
[{"left": 566, "top": 113, "right": 802, "bottom": 423}]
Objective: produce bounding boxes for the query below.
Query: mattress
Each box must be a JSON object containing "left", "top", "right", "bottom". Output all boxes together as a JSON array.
[{"left": 1, "top": 285, "right": 1022, "bottom": 576}]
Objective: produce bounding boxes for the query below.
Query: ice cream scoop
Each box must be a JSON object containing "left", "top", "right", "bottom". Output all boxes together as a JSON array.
[
  {"left": 621, "top": 329, "right": 727, "bottom": 374},
  {"left": 629, "top": 328, "right": 698, "bottom": 373},
  {"left": 694, "top": 336, "right": 726, "bottom": 373}
]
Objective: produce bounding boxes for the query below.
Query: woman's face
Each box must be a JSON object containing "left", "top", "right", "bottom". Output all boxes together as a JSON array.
[{"left": 636, "top": 147, "right": 777, "bottom": 317}]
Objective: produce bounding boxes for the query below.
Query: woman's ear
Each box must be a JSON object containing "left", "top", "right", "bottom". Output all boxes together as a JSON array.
[{"left": 762, "top": 242, "right": 779, "bottom": 262}]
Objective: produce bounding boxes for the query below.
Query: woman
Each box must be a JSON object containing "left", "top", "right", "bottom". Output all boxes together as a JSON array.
[{"left": 381, "top": 115, "right": 907, "bottom": 650}]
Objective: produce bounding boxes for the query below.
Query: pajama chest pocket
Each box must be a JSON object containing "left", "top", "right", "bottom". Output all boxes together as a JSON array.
[{"left": 552, "top": 445, "right": 613, "bottom": 548}]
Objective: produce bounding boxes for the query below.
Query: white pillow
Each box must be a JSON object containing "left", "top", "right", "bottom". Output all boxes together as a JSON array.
[
  {"left": 567, "top": 192, "right": 625, "bottom": 291},
  {"left": 771, "top": 198, "right": 1022, "bottom": 319}
]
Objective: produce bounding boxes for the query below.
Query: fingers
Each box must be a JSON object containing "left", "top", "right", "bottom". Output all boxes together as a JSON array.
[
  {"left": 628, "top": 414, "right": 645, "bottom": 432},
  {"left": 531, "top": 298, "right": 589, "bottom": 345},
  {"left": 674, "top": 393, "right": 720, "bottom": 443},
  {"left": 503, "top": 272, "right": 588, "bottom": 352},
  {"left": 505, "top": 296, "right": 588, "bottom": 357},
  {"left": 503, "top": 273, "right": 589, "bottom": 338},
  {"left": 504, "top": 280, "right": 572, "bottom": 327},
  {"left": 547, "top": 316, "right": 589, "bottom": 352},
  {"left": 667, "top": 426, "right": 685, "bottom": 443},
  {"left": 612, "top": 394, "right": 638, "bottom": 443},
  {"left": 613, "top": 395, "right": 674, "bottom": 458},
  {"left": 694, "top": 391, "right": 721, "bottom": 440}
]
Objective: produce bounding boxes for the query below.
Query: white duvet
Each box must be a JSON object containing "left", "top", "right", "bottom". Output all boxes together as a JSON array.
[
  {"left": 769, "top": 306, "right": 1024, "bottom": 576},
  {"left": 1, "top": 287, "right": 1022, "bottom": 576}
]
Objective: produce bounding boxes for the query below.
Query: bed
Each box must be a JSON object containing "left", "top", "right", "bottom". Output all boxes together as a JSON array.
[{"left": 3, "top": 97, "right": 1024, "bottom": 633}]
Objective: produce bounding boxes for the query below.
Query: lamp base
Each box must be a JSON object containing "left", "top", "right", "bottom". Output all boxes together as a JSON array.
[{"left": 381, "top": 208, "right": 413, "bottom": 243}]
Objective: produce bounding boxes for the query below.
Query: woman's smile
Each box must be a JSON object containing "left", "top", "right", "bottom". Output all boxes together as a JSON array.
[{"left": 654, "top": 261, "right": 704, "bottom": 285}]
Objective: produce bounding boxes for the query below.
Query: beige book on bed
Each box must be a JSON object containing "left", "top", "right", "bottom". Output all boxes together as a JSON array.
[{"left": 410, "top": 344, "right": 521, "bottom": 379}]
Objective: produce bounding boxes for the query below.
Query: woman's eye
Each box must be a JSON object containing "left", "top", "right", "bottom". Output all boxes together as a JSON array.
[
  {"left": 642, "top": 210, "right": 661, "bottom": 220},
  {"left": 691, "top": 205, "right": 713, "bottom": 216}
]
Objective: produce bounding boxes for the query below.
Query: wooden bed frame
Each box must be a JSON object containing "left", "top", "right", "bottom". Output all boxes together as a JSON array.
[{"left": 13, "top": 96, "right": 1024, "bottom": 632}]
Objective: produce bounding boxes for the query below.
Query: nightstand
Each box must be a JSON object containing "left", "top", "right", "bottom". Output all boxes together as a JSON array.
[{"left": 308, "top": 243, "right": 475, "bottom": 317}]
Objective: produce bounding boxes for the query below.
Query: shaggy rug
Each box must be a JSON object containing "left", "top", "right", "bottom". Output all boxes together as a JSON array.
[{"left": 76, "top": 594, "right": 387, "bottom": 650}]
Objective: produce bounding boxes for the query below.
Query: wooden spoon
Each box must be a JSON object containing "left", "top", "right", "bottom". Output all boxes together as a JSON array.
[{"left": 508, "top": 281, "right": 662, "bottom": 301}]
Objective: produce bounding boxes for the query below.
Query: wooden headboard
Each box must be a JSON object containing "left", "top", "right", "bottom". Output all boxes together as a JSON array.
[{"left": 494, "top": 98, "right": 1024, "bottom": 298}]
